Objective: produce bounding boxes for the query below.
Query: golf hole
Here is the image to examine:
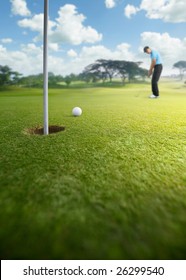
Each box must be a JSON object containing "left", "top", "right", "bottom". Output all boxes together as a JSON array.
[{"left": 26, "top": 125, "right": 65, "bottom": 135}]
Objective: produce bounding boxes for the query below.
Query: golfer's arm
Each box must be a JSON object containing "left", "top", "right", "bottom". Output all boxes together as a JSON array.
[{"left": 149, "top": 59, "right": 156, "bottom": 71}]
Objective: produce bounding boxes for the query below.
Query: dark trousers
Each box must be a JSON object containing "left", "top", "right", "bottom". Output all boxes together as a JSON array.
[{"left": 152, "top": 64, "right": 163, "bottom": 96}]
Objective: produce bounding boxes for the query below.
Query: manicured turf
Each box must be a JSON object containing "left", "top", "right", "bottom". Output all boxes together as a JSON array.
[{"left": 0, "top": 80, "right": 186, "bottom": 259}]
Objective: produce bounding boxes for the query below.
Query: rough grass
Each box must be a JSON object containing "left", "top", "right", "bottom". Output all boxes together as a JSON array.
[{"left": 0, "top": 80, "right": 186, "bottom": 259}]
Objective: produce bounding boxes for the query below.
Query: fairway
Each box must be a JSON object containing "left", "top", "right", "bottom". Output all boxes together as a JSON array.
[{"left": 0, "top": 80, "right": 186, "bottom": 259}]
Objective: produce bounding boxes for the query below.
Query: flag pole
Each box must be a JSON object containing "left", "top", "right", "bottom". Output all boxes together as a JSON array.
[{"left": 43, "top": 0, "right": 49, "bottom": 135}]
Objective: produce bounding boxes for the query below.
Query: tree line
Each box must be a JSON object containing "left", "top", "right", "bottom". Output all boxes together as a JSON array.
[
  {"left": 80, "top": 59, "right": 148, "bottom": 84},
  {"left": 0, "top": 60, "right": 186, "bottom": 87}
]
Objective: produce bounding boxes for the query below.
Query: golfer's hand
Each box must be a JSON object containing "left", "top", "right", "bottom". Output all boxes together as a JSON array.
[{"left": 148, "top": 70, "right": 152, "bottom": 77}]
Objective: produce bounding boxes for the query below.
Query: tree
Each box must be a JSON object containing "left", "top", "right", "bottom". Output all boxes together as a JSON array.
[
  {"left": 114, "top": 61, "right": 142, "bottom": 83},
  {"left": 82, "top": 60, "right": 148, "bottom": 85},
  {"left": 63, "top": 74, "right": 77, "bottom": 87},
  {"left": 0, "top": 65, "right": 22, "bottom": 86},
  {"left": 173, "top": 61, "right": 186, "bottom": 80},
  {"left": 64, "top": 76, "right": 71, "bottom": 87},
  {"left": 83, "top": 59, "right": 119, "bottom": 83},
  {"left": 97, "top": 59, "right": 118, "bottom": 82},
  {"left": 0, "top": 65, "right": 11, "bottom": 85},
  {"left": 126, "top": 61, "right": 142, "bottom": 82},
  {"left": 79, "top": 72, "right": 100, "bottom": 84},
  {"left": 136, "top": 68, "right": 148, "bottom": 81},
  {"left": 11, "top": 71, "right": 22, "bottom": 84},
  {"left": 0, "top": 65, "right": 17, "bottom": 85}
]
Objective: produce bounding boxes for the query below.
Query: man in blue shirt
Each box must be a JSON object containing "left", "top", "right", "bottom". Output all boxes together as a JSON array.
[{"left": 144, "top": 46, "right": 163, "bottom": 98}]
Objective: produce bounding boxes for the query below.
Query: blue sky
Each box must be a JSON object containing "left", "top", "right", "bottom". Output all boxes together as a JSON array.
[{"left": 0, "top": 0, "right": 186, "bottom": 76}]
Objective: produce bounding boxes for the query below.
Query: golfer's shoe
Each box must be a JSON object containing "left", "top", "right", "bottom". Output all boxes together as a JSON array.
[{"left": 149, "top": 94, "right": 159, "bottom": 98}]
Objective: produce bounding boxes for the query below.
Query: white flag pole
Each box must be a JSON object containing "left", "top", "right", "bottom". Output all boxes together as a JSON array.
[{"left": 43, "top": 0, "right": 49, "bottom": 135}]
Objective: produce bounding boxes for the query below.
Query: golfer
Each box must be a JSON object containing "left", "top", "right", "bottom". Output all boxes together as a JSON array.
[{"left": 144, "top": 46, "right": 163, "bottom": 98}]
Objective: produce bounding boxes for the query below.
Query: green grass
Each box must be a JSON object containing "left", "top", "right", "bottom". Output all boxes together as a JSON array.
[{"left": 0, "top": 80, "right": 186, "bottom": 259}]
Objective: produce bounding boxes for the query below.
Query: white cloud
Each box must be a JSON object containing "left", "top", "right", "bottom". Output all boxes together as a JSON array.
[
  {"left": 18, "top": 4, "right": 102, "bottom": 46},
  {"left": 140, "top": 0, "right": 186, "bottom": 22},
  {"left": 79, "top": 44, "right": 133, "bottom": 61},
  {"left": 125, "top": 0, "right": 186, "bottom": 22},
  {"left": 1, "top": 4, "right": 103, "bottom": 76},
  {"left": 21, "top": 43, "right": 42, "bottom": 54},
  {"left": 115, "top": 43, "right": 134, "bottom": 60},
  {"left": 18, "top": 14, "right": 56, "bottom": 34},
  {"left": 105, "top": 0, "right": 116, "bottom": 9},
  {"left": 0, "top": 42, "right": 64, "bottom": 75},
  {"left": 2, "top": 30, "right": 185, "bottom": 77},
  {"left": 49, "top": 43, "right": 59, "bottom": 52},
  {"left": 69, "top": 43, "right": 135, "bottom": 74},
  {"left": 10, "top": 0, "right": 31, "bottom": 17},
  {"left": 0, "top": 42, "right": 135, "bottom": 76},
  {"left": 0, "top": 38, "right": 13, "bottom": 44},
  {"left": 49, "top": 4, "right": 102, "bottom": 45},
  {"left": 124, "top": 5, "right": 139, "bottom": 18},
  {"left": 7, "top": 36, "right": 183, "bottom": 77},
  {"left": 0, "top": 45, "right": 7, "bottom": 52},
  {"left": 67, "top": 49, "right": 78, "bottom": 58},
  {"left": 0, "top": 45, "right": 38, "bottom": 75}
]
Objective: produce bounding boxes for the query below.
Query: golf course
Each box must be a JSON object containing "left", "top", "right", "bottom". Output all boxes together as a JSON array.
[{"left": 0, "top": 79, "right": 186, "bottom": 259}]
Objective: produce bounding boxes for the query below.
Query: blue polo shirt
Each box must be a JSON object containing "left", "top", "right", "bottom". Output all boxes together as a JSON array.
[{"left": 150, "top": 50, "right": 163, "bottom": 65}]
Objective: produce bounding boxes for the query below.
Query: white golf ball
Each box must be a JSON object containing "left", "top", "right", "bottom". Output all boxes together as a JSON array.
[{"left": 72, "top": 107, "right": 82, "bottom": 117}]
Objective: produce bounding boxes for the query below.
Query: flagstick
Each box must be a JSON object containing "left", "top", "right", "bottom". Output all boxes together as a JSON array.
[{"left": 43, "top": 0, "right": 49, "bottom": 135}]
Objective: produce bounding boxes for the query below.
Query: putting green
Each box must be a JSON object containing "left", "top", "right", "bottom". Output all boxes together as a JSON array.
[{"left": 0, "top": 80, "right": 186, "bottom": 259}]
